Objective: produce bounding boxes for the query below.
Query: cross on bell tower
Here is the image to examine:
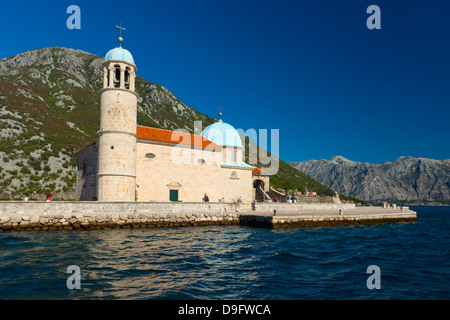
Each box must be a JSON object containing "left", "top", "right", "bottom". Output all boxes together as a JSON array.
[{"left": 116, "top": 23, "right": 126, "bottom": 46}]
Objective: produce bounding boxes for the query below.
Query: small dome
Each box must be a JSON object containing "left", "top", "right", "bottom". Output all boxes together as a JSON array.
[
  {"left": 105, "top": 47, "right": 135, "bottom": 65},
  {"left": 201, "top": 121, "right": 244, "bottom": 149}
]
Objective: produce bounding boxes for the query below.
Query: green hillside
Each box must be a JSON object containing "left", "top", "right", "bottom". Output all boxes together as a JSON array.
[
  {"left": 0, "top": 46, "right": 342, "bottom": 200},
  {"left": 243, "top": 137, "right": 335, "bottom": 196}
]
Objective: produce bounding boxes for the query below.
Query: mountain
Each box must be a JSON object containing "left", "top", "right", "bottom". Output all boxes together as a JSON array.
[
  {"left": 0, "top": 47, "right": 219, "bottom": 199},
  {"left": 290, "top": 156, "right": 450, "bottom": 204},
  {"left": 0, "top": 46, "right": 333, "bottom": 199},
  {"left": 243, "top": 137, "right": 336, "bottom": 197}
]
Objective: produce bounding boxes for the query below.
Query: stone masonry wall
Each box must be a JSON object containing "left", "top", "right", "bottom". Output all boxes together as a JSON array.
[
  {"left": 0, "top": 201, "right": 244, "bottom": 231},
  {"left": 136, "top": 141, "right": 253, "bottom": 203},
  {"left": 240, "top": 211, "right": 417, "bottom": 228},
  {"left": 0, "top": 201, "right": 245, "bottom": 215},
  {"left": 97, "top": 88, "right": 138, "bottom": 202},
  {"left": 0, "top": 211, "right": 240, "bottom": 232},
  {"left": 0, "top": 202, "right": 417, "bottom": 232}
]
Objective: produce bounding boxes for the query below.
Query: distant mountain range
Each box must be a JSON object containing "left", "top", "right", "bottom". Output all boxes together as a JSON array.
[
  {"left": 0, "top": 47, "right": 333, "bottom": 199},
  {"left": 290, "top": 156, "right": 450, "bottom": 204}
]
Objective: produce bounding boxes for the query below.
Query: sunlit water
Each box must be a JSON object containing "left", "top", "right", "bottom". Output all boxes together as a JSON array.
[{"left": 0, "top": 206, "right": 449, "bottom": 299}]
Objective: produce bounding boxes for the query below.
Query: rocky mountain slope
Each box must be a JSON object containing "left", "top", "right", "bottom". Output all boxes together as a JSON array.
[
  {"left": 0, "top": 47, "right": 217, "bottom": 199},
  {"left": 0, "top": 46, "right": 333, "bottom": 200},
  {"left": 290, "top": 156, "right": 450, "bottom": 203}
]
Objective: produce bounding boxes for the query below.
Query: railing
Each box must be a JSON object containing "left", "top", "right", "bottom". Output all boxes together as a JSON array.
[{"left": 255, "top": 186, "right": 271, "bottom": 202}]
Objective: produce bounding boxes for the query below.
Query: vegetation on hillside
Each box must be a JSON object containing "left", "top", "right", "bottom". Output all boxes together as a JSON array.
[
  {"left": 0, "top": 47, "right": 354, "bottom": 202},
  {"left": 243, "top": 137, "right": 332, "bottom": 196}
]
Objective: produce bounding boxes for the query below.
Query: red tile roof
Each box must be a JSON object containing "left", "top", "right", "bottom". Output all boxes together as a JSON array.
[
  {"left": 136, "top": 125, "right": 221, "bottom": 150},
  {"left": 252, "top": 167, "right": 271, "bottom": 175}
]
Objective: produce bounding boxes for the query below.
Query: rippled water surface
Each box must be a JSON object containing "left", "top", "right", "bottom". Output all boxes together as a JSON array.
[{"left": 0, "top": 206, "right": 449, "bottom": 299}]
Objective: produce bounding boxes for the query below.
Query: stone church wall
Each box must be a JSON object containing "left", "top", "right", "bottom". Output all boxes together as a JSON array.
[
  {"left": 76, "top": 140, "right": 255, "bottom": 204},
  {"left": 136, "top": 141, "right": 253, "bottom": 204}
]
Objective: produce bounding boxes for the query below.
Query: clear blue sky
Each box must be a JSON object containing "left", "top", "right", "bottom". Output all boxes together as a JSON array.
[{"left": 1, "top": 0, "right": 449, "bottom": 163}]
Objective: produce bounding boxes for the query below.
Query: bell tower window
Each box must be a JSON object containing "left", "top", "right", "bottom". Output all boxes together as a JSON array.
[
  {"left": 114, "top": 65, "right": 121, "bottom": 88},
  {"left": 124, "top": 67, "right": 130, "bottom": 89}
]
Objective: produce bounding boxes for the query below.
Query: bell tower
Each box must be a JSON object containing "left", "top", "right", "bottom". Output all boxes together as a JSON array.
[{"left": 97, "top": 30, "right": 138, "bottom": 201}]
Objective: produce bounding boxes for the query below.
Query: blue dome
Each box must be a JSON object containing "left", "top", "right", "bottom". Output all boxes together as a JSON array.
[
  {"left": 105, "top": 47, "right": 135, "bottom": 65},
  {"left": 201, "top": 121, "right": 244, "bottom": 149}
]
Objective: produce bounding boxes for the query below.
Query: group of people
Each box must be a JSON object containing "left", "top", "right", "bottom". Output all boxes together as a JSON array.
[
  {"left": 203, "top": 193, "right": 299, "bottom": 203},
  {"left": 286, "top": 195, "right": 297, "bottom": 203},
  {"left": 263, "top": 195, "right": 297, "bottom": 203}
]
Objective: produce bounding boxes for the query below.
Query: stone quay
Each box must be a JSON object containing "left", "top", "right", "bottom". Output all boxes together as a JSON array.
[
  {"left": 240, "top": 207, "right": 417, "bottom": 228},
  {"left": 0, "top": 201, "right": 416, "bottom": 232}
]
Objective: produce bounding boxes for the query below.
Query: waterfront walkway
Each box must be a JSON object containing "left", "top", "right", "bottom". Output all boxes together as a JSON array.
[
  {"left": 240, "top": 206, "right": 417, "bottom": 228},
  {"left": 0, "top": 202, "right": 417, "bottom": 231}
]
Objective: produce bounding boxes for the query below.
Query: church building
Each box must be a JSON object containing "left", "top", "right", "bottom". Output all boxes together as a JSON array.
[{"left": 75, "top": 37, "right": 270, "bottom": 203}]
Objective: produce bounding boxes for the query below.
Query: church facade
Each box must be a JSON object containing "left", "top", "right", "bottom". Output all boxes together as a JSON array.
[{"left": 75, "top": 41, "right": 270, "bottom": 203}]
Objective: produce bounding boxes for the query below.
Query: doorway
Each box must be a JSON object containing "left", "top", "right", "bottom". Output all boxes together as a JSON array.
[{"left": 169, "top": 189, "right": 179, "bottom": 202}]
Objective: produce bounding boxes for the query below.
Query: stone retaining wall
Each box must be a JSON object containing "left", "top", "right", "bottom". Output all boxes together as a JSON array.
[
  {"left": 0, "top": 201, "right": 351, "bottom": 216},
  {"left": 0, "top": 211, "right": 241, "bottom": 232},
  {"left": 240, "top": 211, "right": 417, "bottom": 228},
  {"left": 0, "top": 201, "right": 416, "bottom": 232},
  {"left": 0, "top": 201, "right": 245, "bottom": 216}
]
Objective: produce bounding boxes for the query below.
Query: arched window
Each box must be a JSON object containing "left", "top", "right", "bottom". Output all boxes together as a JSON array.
[
  {"left": 114, "top": 65, "right": 121, "bottom": 88},
  {"left": 124, "top": 67, "right": 130, "bottom": 89},
  {"left": 230, "top": 171, "right": 238, "bottom": 179},
  {"left": 253, "top": 179, "right": 264, "bottom": 189}
]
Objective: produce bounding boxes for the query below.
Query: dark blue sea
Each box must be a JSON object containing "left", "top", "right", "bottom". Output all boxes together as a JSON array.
[{"left": 0, "top": 206, "right": 449, "bottom": 300}]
